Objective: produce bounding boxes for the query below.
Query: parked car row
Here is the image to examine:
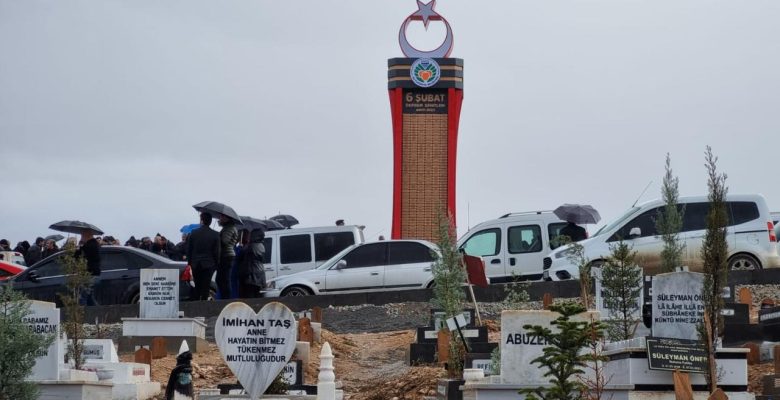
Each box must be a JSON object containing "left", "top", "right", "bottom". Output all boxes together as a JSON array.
[
  {"left": 2, "top": 246, "right": 203, "bottom": 305},
  {"left": 542, "top": 194, "right": 779, "bottom": 281},
  {"left": 3, "top": 194, "right": 778, "bottom": 302}
]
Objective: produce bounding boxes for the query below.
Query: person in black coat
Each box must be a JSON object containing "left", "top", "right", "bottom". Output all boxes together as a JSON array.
[
  {"left": 26, "top": 237, "right": 44, "bottom": 266},
  {"left": 559, "top": 221, "right": 587, "bottom": 243},
  {"left": 75, "top": 229, "right": 101, "bottom": 306},
  {"left": 237, "top": 229, "right": 266, "bottom": 298},
  {"left": 187, "top": 213, "right": 220, "bottom": 301}
]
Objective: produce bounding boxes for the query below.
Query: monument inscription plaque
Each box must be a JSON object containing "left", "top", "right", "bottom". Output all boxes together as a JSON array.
[
  {"left": 140, "top": 269, "right": 179, "bottom": 319},
  {"left": 651, "top": 271, "right": 705, "bottom": 340}
]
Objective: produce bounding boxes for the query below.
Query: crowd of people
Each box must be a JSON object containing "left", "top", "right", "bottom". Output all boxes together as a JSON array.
[
  {"left": 1, "top": 212, "right": 268, "bottom": 302},
  {"left": 0, "top": 233, "right": 187, "bottom": 267}
]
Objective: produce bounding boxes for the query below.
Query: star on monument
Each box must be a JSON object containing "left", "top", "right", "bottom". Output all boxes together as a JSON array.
[{"left": 412, "top": 0, "right": 438, "bottom": 29}]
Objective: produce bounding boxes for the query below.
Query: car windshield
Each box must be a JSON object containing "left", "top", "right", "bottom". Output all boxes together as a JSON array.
[
  {"left": 316, "top": 244, "right": 359, "bottom": 270},
  {"left": 593, "top": 206, "right": 641, "bottom": 237}
]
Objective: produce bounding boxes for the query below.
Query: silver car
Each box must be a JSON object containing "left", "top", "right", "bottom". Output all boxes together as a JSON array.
[{"left": 263, "top": 240, "right": 439, "bottom": 297}]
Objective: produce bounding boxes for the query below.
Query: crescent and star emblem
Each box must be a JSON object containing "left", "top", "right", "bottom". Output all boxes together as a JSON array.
[{"left": 398, "top": 0, "right": 454, "bottom": 58}]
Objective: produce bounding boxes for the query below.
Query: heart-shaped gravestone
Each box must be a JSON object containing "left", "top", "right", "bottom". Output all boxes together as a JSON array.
[{"left": 215, "top": 302, "right": 297, "bottom": 399}]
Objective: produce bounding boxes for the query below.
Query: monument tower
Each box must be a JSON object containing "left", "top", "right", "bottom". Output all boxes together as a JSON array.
[{"left": 389, "top": 0, "right": 464, "bottom": 241}]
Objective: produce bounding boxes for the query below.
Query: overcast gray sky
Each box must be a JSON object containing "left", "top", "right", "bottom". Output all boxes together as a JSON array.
[{"left": 1, "top": 0, "right": 779, "bottom": 244}]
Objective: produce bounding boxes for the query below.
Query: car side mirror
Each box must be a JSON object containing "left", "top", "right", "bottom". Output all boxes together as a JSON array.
[
  {"left": 628, "top": 227, "right": 641, "bottom": 239},
  {"left": 334, "top": 260, "right": 347, "bottom": 270},
  {"left": 27, "top": 271, "right": 39, "bottom": 283}
]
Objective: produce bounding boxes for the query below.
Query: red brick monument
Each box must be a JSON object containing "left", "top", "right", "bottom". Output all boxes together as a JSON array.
[{"left": 389, "top": 0, "right": 464, "bottom": 241}]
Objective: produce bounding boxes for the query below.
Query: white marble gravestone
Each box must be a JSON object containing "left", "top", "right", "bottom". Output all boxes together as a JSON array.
[
  {"left": 500, "top": 310, "right": 599, "bottom": 385},
  {"left": 140, "top": 269, "right": 179, "bottom": 319},
  {"left": 651, "top": 271, "right": 705, "bottom": 340},
  {"left": 592, "top": 267, "right": 643, "bottom": 321},
  {"left": 215, "top": 302, "right": 297, "bottom": 400},
  {"left": 81, "top": 339, "right": 119, "bottom": 363},
  {"left": 25, "top": 300, "right": 62, "bottom": 381}
]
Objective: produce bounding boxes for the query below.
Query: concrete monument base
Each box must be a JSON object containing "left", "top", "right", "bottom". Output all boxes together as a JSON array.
[
  {"left": 120, "top": 317, "right": 208, "bottom": 353},
  {"left": 121, "top": 317, "right": 206, "bottom": 337},
  {"left": 118, "top": 334, "right": 209, "bottom": 353},
  {"left": 37, "top": 381, "right": 113, "bottom": 400},
  {"left": 603, "top": 337, "right": 749, "bottom": 389},
  {"left": 113, "top": 381, "right": 162, "bottom": 400}
]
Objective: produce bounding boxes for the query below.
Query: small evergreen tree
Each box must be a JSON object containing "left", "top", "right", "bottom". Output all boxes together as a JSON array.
[
  {"left": 502, "top": 273, "right": 530, "bottom": 310},
  {"left": 519, "top": 302, "right": 605, "bottom": 400},
  {"left": 0, "top": 286, "right": 56, "bottom": 400},
  {"left": 58, "top": 244, "right": 92, "bottom": 370},
  {"left": 565, "top": 241, "right": 592, "bottom": 308},
  {"left": 656, "top": 153, "right": 686, "bottom": 273},
  {"left": 601, "top": 240, "right": 642, "bottom": 341},
  {"left": 430, "top": 212, "right": 466, "bottom": 377},
  {"left": 699, "top": 146, "right": 729, "bottom": 391}
]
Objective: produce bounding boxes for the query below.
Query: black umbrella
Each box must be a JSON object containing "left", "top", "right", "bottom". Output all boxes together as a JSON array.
[
  {"left": 45, "top": 234, "right": 65, "bottom": 242},
  {"left": 236, "top": 216, "right": 268, "bottom": 231},
  {"left": 192, "top": 201, "right": 242, "bottom": 224},
  {"left": 270, "top": 214, "right": 299, "bottom": 229},
  {"left": 553, "top": 204, "right": 601, "bottom": 224},
  {"left": 49, "top": 220, "right": 104, "bottom": 235}
]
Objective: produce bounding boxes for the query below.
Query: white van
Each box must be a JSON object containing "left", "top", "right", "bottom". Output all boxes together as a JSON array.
[
  {"left": 457, "top": 211, "right": 569, "bottom": 282},
  {"left": 260, "top": 225, "right": 365, "bottom": 279},
  {"left": 544, "top": 194, "right": 780, "bottom": 281}
]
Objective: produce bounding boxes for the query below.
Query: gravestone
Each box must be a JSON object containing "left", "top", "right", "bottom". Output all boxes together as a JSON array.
[
  {"left": 542, "top": 293, "right": 553, "bottom": 310},
  {"left": 215, "top": 302, "right": 297, "bottom": 400},
  {"left": 311, "top": 307, "right": 323, "bottom": 323},
  {"left": 743, "top": 342, "right": 760, "bottom": 365},
  {"left": 298, "top": 317, "right": 313, "bottom": 344},
  {"left": 151, "top": 337, "right": 167, "bottom": 359},
  {"left": 760, "top": 306, "right": 780, "bottom": 341},
  {"left": 775, "top": 345, "right": 780, "bottom": 373},
  {"left": 81, "top": 339, "right": 119, "bottom": 363},
  {"left": 738, "top": 287, "right": 752, "bottom": 306},
  {"left": 140, "top": 269, "right": 179, "bottom": 319},
  {"left": 500, "top": 309, "right": 598, "bottom": 384},
  {"left": 134, "top": 347, "right": 152, "bottom": 367},
  {"left": 25, "top": 300, "right": 62, "bottom": 381},
  {"left": 437, "top": 330, "right": 449, "bottom": 365},
  {"left": 465, "top": 354, "right": 494, "bottom": 376},
  {"left": 593, "top": 267, "right": 643, "bottom": 321},
  {"left": 651, "top": 271, "right": 705, "bottom": 340},
  {"left": 122, "top": 268, "right": 207, "bottom": 353}
]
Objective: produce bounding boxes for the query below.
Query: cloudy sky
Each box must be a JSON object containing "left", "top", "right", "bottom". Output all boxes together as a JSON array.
[{"left": 1, "top": 0, "right": 778, "bottom": 244}]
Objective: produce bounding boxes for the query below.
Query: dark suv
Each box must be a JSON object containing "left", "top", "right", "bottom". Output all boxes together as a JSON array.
[{"left": 5, "top": 246, "right": 202, "bottom": 305}]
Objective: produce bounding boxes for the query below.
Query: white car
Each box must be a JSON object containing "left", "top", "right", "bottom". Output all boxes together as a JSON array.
[
  {"left": 263, "top": 240, "right": 439, "bottom": 297},
  {"left": 543, "top": 194, "right": 780, "bottom": 281}
]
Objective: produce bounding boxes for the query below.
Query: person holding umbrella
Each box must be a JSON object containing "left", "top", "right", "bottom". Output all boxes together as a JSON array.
[
  {"left": 75, "top": 228, "right": 102, "bottom": 306},
  {"left": 187, "top": 213, "right": 221, "bottom": 301},
  {"left": 559, "top": 221, "right": 587, "bottom": 243},
  {"left": 553, "top": 204, "right": 601, "bottom": 243},
  {"left": 217, "top": 214, "right": 239, "bottom": 299}
]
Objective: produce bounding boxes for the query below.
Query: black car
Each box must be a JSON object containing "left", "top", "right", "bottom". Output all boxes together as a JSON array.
[{"left": 5, "top": 246, "right": 207, "bottom": 305}]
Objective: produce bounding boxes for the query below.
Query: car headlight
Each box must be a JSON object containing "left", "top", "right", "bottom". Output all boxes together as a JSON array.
[
  {"left": 266, "top": 281, "right": 276, "bottom": 289},
  {"left": 554, "top": 247, "right": 576, "bottom": 259}
]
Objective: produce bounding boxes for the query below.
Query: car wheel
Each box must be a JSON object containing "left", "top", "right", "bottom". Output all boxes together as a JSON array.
[
  {"left": 281, "top": 286, "right": 312, "bottom": 297},
  {"left": 728, "top": 254, "right": 761, "bottom": 271},
  {"left": 427, "top": 281, "right": 436, "bottom": 289},
  {"left": 130, "top": 292, "right": 140, "bottom": 304}
]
